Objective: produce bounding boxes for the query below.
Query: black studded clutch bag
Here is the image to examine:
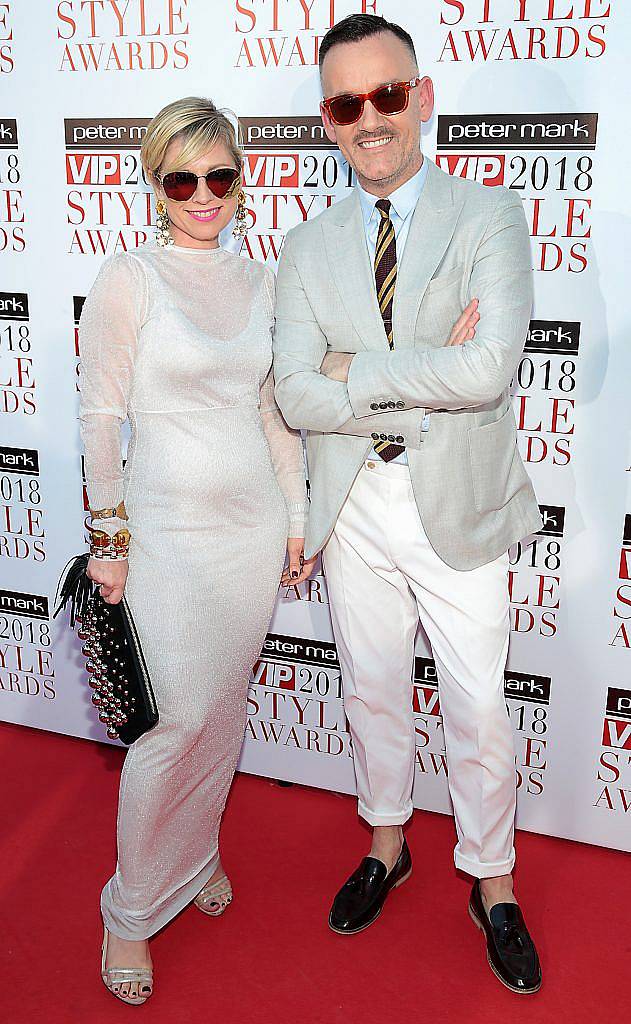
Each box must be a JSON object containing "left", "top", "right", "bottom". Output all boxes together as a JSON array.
[{"left": 54, "top": 553, "right": 158, "bottom": 744}]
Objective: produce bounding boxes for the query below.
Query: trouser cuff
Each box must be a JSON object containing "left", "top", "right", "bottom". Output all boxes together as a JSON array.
[
  {"left": 454, "top": 848, "right": 516, "bottom": 879},
  {"left": 358, "top": 799, "right": 413, "bottom": 827}
]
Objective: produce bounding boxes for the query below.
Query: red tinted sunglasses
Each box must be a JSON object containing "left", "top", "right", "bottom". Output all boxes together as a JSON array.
[
  {"left": 321, "top": 77, "right": 421, "bottom": 126},
  {"left": 156, "top": 166, "right": 241, "bottom": 202}
]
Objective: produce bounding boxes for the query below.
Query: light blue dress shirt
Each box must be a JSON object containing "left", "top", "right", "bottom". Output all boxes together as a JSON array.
[{"left": 356, "top": 159, "right": 430, "bottom": 464}]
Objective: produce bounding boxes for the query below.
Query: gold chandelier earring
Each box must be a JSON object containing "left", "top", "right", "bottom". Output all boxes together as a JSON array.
[
  {"left": 155, "top": 199, "right": 173, "bottom": 247},
  {"left": 232, "top": 190, "right": 248, "bottom": 239}
]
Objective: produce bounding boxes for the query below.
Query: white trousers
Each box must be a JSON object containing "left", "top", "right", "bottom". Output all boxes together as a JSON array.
[{"left": 323, "top": 458, "right": 516, "bottom": 879}]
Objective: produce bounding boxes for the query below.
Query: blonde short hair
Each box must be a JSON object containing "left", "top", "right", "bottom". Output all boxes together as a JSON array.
[{"left": 141, "top": 96, "right": 242, "bottom": 180}]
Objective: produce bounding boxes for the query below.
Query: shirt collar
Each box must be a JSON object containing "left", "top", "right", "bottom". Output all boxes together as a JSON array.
[{"left": 357, "top": 157, "right": 428, "bottom": 230}]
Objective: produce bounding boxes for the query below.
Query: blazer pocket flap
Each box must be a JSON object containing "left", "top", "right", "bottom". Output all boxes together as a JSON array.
[
  {"left": 468, "top": 407, "right": 530, "bottom": 513},
  {"left": 425, "top": 263, "right": 465, "bottom": 295}
]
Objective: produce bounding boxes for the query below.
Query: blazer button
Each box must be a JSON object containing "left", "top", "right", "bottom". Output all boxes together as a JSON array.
[
  {"left": 396, "top": 435, "right": 404, "bottom": 443},
  {"left": 396, "top": 401, "right": 405, "bottom": 409},
  {"left": 371, "top": 432, "right": 379, "bottom": 440},
  {"left": 387, "top": 401, "right": 395, "bottom": 409},
  {"left": 370, "top": 402, "right": 379, "bottom": 411},
  {"left": 379, "top": 402, "right": 387, "bottom": 409},
  {"left": 387, "top": 435, "right": 395, "bottom": 442},
  {"left": 380, "top": 433, "right": 387, "bottom": 441}
]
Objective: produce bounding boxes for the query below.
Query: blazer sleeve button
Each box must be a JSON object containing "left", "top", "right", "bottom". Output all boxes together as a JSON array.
[
  {"left": 396, "top": 401, "right": 405, "bottom": 409},
  {"left": 387, "top": 435, "right": 395, "bottom": 442},
  {"left": 371, "top": 432, "right": 379, "bottom": 440},
  {"left": 396, "top": 435, "right": 404, "bottom": 443},
  {"left": 379, "top": 402, "right": 387, "bottom": 409},
  {"left": 380, "top": 433, "right": 387, "bottom": 441},
  {"left": 370, "top": 402, "right": 379, "bottom": 411},
  {"left": 387, "top": 401, "right": 395, "bottom": 409}
]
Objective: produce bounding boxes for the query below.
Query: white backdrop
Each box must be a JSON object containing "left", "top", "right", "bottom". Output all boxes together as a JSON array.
[{"left": 2, "top": 1, "right": 631, "bottom": 854}]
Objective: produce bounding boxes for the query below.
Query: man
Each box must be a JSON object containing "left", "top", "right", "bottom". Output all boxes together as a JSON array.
[{"left": 273, "top": 13, "right": 542, "bottom": 994}]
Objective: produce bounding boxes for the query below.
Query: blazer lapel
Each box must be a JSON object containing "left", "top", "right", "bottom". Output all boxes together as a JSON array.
[
  {"left": 322, "top": 192, "right": 389, "bottom": 351},
  {"left": 322, "top": 161, "right": 464, "bottom": 352},
  {"left": 393, "top": 159, "right": 465, "bottom": 350}
]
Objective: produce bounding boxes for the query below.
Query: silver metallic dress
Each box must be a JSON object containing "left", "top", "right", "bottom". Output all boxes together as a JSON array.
[{"left": 79, "top": 243, "right": 307, "bottom": 940}]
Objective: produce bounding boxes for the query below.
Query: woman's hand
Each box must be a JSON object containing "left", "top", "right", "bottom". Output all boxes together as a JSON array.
[
  {"left": 281, "top": 537, "right": 318, "bottom": 587},
  {"left": 447, "top": 298, "right": 479, "bottom": 346},
  {"left": 87, "top": 556, "right": 128, "bottom": 605}
]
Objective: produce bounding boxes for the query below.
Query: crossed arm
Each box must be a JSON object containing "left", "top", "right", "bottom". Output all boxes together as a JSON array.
[
  {"left": 273, "top": 229, "right": 417, "bottom": 440},
  {"left": 273, "top": 190, "right": 532, "bottom": 434},
  {"left": 344, "top": 192, "right": 533, "bottom": 416},
  {"left": 320, "top": 299, "right": 479, "bottom": 383}
]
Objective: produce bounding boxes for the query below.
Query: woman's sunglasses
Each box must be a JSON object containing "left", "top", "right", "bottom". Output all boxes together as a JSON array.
[
  {"left": 156, "top": 166, "right": 241, "bottom": 202},
  {"left": 321, "top": 77, "right": 421, "bottom": 127}
]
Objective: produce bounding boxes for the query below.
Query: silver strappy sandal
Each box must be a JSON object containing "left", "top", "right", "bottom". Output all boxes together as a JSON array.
[
  {"left": 101, "top": 928, "right": 153, "bottom": 1005},
  {"left": 194, "top": 873, "right": 233, "bottom": 917}
]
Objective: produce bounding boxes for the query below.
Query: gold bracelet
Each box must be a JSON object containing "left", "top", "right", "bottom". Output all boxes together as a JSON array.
[
  {"left": 88, "top": 526, "right": 131, "bottom": 559},
  {"left": 90, "top": 501, "right": 129, "bottom": 521}
]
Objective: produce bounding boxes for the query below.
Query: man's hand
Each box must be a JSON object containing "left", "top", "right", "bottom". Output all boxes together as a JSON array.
[
  {"left": 447, "top": 298, "right": 479, "bottom": 346},
  {"left": 320, "top": 351, "right": 354, "bottom": 382},
  {"left": 319, "top": 299, "right": 480, "bottom": 381}
]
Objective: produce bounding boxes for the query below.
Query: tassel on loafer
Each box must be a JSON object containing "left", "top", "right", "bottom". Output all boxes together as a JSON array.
[
  {"left": 468, "top": 880, "right": 542, "bottom": 995},
  {"left": 329, "top": 839, "right": 412, "bottom": 935}
]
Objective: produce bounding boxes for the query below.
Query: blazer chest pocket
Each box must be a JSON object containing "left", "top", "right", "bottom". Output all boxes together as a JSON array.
[
  {"left": 468, "top": 407, "right": 530, "bottom": 514},
  {"left": 425, "top": 263, "right": 465, "bottom": 295}
]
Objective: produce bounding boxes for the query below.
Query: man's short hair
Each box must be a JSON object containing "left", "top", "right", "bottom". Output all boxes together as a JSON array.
[{"left": 318, "top": 13, "right": 418, "bottom": 74}]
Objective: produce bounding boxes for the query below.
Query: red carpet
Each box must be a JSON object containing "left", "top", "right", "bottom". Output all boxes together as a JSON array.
[{"left": 2, "top": 720, "right": 627, "bottom": 1023}]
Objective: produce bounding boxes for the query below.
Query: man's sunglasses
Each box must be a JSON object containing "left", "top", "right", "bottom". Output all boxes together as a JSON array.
[
  {"left": 155, "top": 166, "right": 241, "bottom": 202},
  {"left": 321, "top": 77, "right": 421, "bottom": 126}
]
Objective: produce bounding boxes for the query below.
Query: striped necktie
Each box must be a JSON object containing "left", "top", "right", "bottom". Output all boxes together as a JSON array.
[{"left": 373, "top": 198, "right": 405, "bottom": 462}]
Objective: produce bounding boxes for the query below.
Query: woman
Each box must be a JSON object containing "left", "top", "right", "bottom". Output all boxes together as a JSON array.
[{"left": 79, "top": 96, "right": 314, "bottom": 1005}]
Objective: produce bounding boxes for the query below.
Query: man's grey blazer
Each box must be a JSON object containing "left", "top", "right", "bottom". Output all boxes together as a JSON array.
[{"left": 273, "top": 158, "right": 542, "bottom": 569}]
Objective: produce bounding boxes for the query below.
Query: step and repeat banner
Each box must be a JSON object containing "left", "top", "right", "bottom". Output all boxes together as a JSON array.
[{"left": 2, "top": 2, "right": 630, "bottom": 853}]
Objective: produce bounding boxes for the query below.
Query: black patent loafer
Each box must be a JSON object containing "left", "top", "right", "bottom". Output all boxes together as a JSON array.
[
  {"left": 329, "top": 839, "right": 412, "bottom": 935},
  {"left": 469, "top": 880, "right": 542, "bottom": 994}
]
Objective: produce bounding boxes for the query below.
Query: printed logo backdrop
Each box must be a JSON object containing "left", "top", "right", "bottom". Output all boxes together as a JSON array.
[{"left": 2, "top": 0, "right": 630, "bottom": 854}]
